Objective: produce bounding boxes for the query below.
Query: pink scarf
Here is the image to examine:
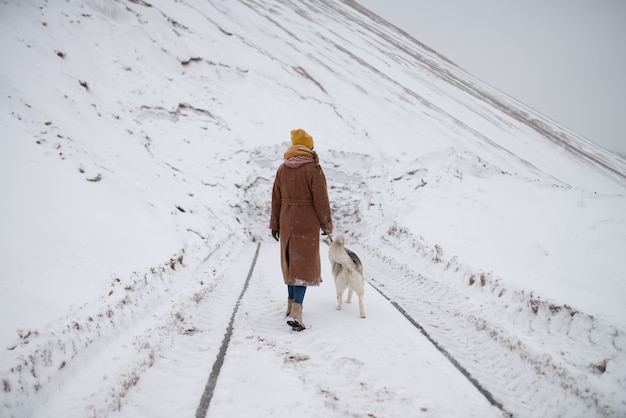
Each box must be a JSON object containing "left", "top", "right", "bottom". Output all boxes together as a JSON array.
[{"left": 284, "top": 156, "right": 315, "bottom": 168}]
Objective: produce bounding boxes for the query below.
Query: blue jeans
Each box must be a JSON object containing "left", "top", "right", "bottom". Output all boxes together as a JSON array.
[{"left": 288, "top": 285, "right": 307, "bottom": 305}]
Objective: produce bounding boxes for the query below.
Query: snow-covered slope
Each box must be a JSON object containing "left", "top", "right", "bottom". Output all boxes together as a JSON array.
[{"left": 1, "top": 0, "right": 625, "bottom": 416}]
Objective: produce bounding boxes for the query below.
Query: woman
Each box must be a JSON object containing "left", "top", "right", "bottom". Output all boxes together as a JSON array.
[{"left": 269, "top": 128, "right": 333, "bottom": 331}]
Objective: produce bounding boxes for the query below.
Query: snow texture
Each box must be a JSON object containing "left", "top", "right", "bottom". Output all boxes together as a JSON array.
[{"left": 1, "top": 0, "right": 625, "bottom": 417}]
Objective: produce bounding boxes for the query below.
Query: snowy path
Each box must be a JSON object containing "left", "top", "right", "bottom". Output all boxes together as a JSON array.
[
  {"left": 27, "top": 241, "right": 505, "bottom": 418},
  {"left": 204, "top": 242, "right": 503, "bottom": 418},
  {"left": 27, "top": 240, "right": 250, "bottom": 417},
  {"left": 21, "top": 237, "right": 623, "bottom": 417},
  {"left": 359, "top": 242, "right": 621, "bottom": 416}
]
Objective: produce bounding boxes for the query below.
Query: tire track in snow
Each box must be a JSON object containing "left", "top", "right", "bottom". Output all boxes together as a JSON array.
[
  {"left": 195, "top": 242, "right": 261, "bottom": 418},
  {"left": 105, "top": 241, "right": 260, "bottom": 418},
  {"left": 26, "top": 239, "right": 248, "bottom": 418},
  {"left": 206, "top": 241, "right": 504, "bottom": 418},
  {"left": 372, "top": 289, "right": 510, "bottom": 416},
  {"left": 203, "top": 242, "right": 325, "bottom": 417},
  {"left": 358, "top": 246, "right": 616, "bottom": 417}
]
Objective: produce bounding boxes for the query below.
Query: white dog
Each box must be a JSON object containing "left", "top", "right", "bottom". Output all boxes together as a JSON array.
[{"left": 329, "top": 236, "right": 365, "bottom": 318}]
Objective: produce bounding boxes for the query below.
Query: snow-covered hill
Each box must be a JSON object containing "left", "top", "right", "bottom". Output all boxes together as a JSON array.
[{"left": 1, "top": 0, "right": 625, "bottom": 416}]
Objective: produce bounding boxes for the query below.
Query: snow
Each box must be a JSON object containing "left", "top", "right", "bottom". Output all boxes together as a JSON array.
[{"left": 1, "top": 0, "right": 625, "bottom": 417}]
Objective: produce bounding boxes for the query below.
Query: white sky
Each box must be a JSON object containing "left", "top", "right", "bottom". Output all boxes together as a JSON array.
[{"left": 357, "top": 0, "right": 626, "bottom": 156}]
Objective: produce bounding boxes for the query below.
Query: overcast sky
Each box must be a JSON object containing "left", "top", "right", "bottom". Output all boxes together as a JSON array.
[{"left": 357, "top": 0, "right": 626, "bottom": 156}]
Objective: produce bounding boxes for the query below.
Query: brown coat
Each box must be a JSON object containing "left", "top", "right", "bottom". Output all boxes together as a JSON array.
[{"left": 269, "top": 152, "right": 333, "bottom": 286}]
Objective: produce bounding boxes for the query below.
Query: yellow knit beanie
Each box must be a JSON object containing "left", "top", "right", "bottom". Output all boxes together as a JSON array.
[{"left": 291, "top": 128, "right": 314, "bottom": 149}]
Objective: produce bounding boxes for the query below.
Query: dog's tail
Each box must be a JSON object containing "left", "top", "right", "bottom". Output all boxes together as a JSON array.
[{"left": 329, "top": 235, "right": 360, "bottom": 272}]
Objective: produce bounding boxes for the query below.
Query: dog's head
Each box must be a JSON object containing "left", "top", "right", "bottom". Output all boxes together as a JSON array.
[{"left": 332, "top": 235, "right": 345, "bottom": 248}]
